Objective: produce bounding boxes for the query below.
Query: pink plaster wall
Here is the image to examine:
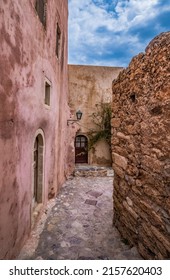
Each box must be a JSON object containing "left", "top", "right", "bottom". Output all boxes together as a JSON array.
[{"left": 0, "top": 0, "right": 69, "bottom": 259}]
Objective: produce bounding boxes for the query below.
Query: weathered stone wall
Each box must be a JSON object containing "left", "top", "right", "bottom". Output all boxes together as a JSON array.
[{"left": 112, "top": 32, "right": 170, "bottom": 259}]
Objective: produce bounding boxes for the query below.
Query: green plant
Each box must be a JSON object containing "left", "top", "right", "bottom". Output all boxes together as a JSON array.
[{"left": 87, "top": 102, "right": 111, "bottom": 151}]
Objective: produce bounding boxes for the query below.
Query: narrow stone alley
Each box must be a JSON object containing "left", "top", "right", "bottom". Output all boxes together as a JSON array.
[{"left": 19, "top": 171, "right": 142, "bottom": 260}]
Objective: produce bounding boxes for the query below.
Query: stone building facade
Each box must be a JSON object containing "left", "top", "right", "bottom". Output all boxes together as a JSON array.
[
  {"left": 112, "top": 32, "right": 170, "bottom": 259},
  {"left": 0, "top": 0, "right": 69, "bottom": 259},
  {"left": 68, "top": 65, "right": 122, "bottom": 167}
]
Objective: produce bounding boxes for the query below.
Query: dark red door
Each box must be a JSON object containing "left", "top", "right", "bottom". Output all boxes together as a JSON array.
[{"left": 75, "top": 135, "right": 88, "bottom": 163}]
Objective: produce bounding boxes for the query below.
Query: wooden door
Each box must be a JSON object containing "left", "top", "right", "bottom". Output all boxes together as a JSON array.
[{"left": 75, "top": 135, "right": 88, "bottom": 163}]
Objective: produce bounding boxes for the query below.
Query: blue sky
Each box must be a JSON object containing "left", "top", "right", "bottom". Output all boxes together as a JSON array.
[{"left": 68, "top": 0, "right": 170, "bottom": 67}]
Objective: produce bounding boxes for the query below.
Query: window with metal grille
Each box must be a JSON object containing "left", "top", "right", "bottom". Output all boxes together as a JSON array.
[
  {"left": 56, "top": 23, "right": 61, "bottom": 58},
  {"left": 75, "top": 136, "right": 88, "bottom": 148},
  {"left": 35, "top": 0, "right": 46, "bottom": 27}
]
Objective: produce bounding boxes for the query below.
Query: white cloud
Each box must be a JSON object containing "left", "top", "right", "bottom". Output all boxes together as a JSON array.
[{"left": 68, "top": 0, "right": 168, "bottom": 66}]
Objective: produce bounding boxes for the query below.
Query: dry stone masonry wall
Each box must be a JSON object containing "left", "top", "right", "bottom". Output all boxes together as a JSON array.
[{"left": 111, "top": 32, "right": 170, "bottom": 259}]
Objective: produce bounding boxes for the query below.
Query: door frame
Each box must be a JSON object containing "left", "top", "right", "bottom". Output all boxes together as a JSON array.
[{"left": 31, "top": 129, "right": 45, "bottom": 227}]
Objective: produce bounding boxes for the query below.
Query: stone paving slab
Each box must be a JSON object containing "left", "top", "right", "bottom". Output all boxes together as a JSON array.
[
  {"left": 18, "top": 176, "right": 142, "bottom": 260},
  {"left": 85, "top": 199, "right": 97, "bottom": 206},
  {"left": 87, "top": 190, "right": 103, "bottom": 198}
]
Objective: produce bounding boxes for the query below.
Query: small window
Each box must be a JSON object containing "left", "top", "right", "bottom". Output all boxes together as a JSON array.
[
  {"left": 45, "top": 81, "right": 51, "bottom": 106},
  {"left": 75, "top": 136, "right": 88, "bottom": 148},
  {"left": 35, "top": 0, "right": 46, "bottom": 27},
  {"left": 56, "top": 23, "right": 61, "bottom": 58}
]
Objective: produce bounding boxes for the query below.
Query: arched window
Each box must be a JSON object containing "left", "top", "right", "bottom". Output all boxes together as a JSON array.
[
  {"left": 35, "top": 0, "right": 46, "bottom": 27},
  {"left": 75, "top": 135, "right": 88, "bottom": 163}
]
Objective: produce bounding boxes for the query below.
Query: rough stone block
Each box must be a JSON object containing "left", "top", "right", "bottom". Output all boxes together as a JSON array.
[
  {"left": 111, "top": 118, "right": 121, "bottom": 128},
  {"left": 112, "top": 163, "right": 125, "bottom": 178},
  {"left": 122, "top": 200, "right": 139, "bottom": 220},
  {"left": 117, "top": 132, "right": 131, "bottom": 141},
  {"left": 112, "top": 153, "right": 128, "bottom": 170}
]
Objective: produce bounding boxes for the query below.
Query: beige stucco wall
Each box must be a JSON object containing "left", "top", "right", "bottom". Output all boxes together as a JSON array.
[{"left": 68, "top": 64, "right": 123, "bottom": 166}]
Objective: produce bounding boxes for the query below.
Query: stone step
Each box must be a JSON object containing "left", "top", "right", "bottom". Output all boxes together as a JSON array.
[{"left": 73, "top": 165, "right": 114, "bottom": 177}]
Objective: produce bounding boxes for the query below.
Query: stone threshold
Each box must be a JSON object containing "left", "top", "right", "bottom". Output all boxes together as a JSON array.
[{"left": 73, "top": 165, "right": 114, "bottom": 177}]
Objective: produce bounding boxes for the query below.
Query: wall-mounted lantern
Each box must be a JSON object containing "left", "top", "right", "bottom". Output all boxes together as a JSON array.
[{"left": 67, "top": 110, "right": 83, "bottom": 125}]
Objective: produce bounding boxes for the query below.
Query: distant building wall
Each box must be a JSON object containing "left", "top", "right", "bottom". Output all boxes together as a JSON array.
[
  {"left": 112, "top": 32, "right": 170, "bottom": 259},
  {"left": 68, "top": 65, "right": 122, "bottom": 167},
  {"left": 0, "top": 0, "right": 69, "bottom": 259}
]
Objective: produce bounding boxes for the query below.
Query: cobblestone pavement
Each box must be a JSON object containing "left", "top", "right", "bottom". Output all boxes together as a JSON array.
[{"left": 19, "top": 176, "right": 142, "bottom": 260}]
